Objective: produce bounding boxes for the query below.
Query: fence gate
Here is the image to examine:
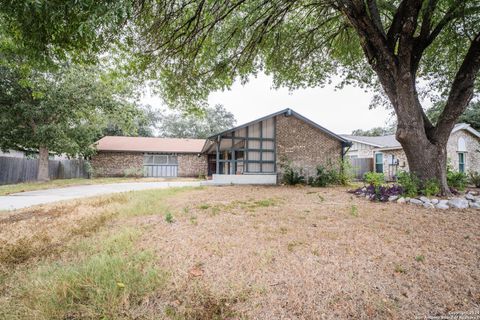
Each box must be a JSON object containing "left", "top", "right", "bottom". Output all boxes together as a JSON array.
[
  {"left": 351, "top": 158, "right": 374, "bottom": 180},
  {"left": 143, "top": 154, "right": 178, "bottom": 177}
]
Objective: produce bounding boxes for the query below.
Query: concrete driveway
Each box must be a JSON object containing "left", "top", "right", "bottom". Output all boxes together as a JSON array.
[{"left": 0, "top": 181, "right": 207, "bottom": 211}]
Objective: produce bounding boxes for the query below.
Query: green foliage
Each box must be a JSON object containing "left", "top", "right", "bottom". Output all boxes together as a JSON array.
[
  {"left": 396, "top": 172, "right": 420, "bottom": 198},
  {"left": 308, "top": 165, "right": 337, "bottom": 187},
  {"left": 0, "top": 0, "right": 133, "bottom": 67},
  {"left": 427, "top": 100, "right": 480, "bottom": 130},
  {"left": 165, "top": 212, "right": 174, "bottom": 223},
  {"left": 422, "top": 179, "right": 440, "bottom": 197},
  {"left": 351, "top": 126, "right": 395, "bottom": 136},
  {"left": 469, "top": 171, "right": 480, "bottom": 188},
  {"left": 350, "top": 205, "right": 358, "bottom": 217},
  {"left": 338, "top": 159, "right": 354, "bottom": 186},
  {"left": 4, "top": 229, "right": 166, "bottom": 319},
  {"left": 447, "top": 170, "right": 468, "bottom": 191},
  {"left": 363, "top": 172, "right": 385, "bottom": 188},
  {"left": 0, "top": 65, "right": 140, "bottom": 158},
  {"left": 415, "top": 255, "right": 425, "bottom": 263},
  {"left": 157, "top": 104, "right": 236, "bottom": 139},
  {"left": 280, "top": 159, "right": 305, "bottom": 186}
]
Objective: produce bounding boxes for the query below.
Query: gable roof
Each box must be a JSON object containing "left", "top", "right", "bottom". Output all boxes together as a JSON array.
[
  {"left": 95, "top": 136, "right": 205, "bottom": 153},
  {"left": 452, "top": 123, "right": 480, "bottom": 138},
  {"left": 206, "top": 108, "right": 348, "bottom": 142},
  {"left": 340, "top": 134, "right": 401, "bottom": 148},
  {"left": 341, "top": 123, "right": 480, "bottom": 151}
]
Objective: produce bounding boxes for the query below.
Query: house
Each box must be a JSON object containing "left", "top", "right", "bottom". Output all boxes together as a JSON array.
[
  {"left": 91, "top": 108, "right": 351, "bottom": 184},
  {"left": 341, "top": 123, "right": 480, "bottom": 180}
]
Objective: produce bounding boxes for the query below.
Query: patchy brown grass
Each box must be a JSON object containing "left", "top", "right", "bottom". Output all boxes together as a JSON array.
[{"left": 0, "top": 185, "right": 479, "bottom": 319}]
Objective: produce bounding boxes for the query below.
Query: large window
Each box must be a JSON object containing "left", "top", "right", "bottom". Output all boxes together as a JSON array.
[
  {"left": 458, "top": 153, "right": 465, "bottom": 173},
  {"left": 144, "top": 153, "right": 178, "bottom": 165},
  {"left": 375, "top": 153, "right": 384, "bottom": 173}
]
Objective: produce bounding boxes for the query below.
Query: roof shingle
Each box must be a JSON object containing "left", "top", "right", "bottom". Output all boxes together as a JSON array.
[{"left": 95, "top": 136, "right": 205, "bottom": 153}]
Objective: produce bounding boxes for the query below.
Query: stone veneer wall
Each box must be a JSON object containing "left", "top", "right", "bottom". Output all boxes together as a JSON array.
[
  {"left": 377, "top": 149, "right": 409, "bottom": 180},
  {"left": 91, "top": 152, "right": 143, "bottom": 177},
  {"left": 275, "top": 115, "right": 343, "bottom": 179},
  {"left": 178, "top": 154, "right": 208, "bottom": 177},
  {"left": 377, "top": 129, "right": 480, "bottom": 179},
  {"left": 447, "top": 130, "right": 480, "bottom": 172}
]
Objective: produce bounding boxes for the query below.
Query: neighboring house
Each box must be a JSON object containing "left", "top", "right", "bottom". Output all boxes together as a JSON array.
[
  {"left": 91, "top": 108, "right": 351, "bottom": 184},
  {"left": 341, "top": 123, "right": 480, "bottom": 180}
]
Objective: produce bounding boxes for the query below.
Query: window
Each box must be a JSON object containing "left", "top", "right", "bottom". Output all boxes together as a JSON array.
[
  {"left": 375, "top": 153, "right": 384, "bottom": 173},
  {"left": 144, "top": 154, "right": 178, "bottom": 165},
  {"left": 458, "top": 153, "right": 465, "bottom": 173}
]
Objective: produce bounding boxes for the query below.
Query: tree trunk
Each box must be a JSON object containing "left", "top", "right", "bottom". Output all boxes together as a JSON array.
[
  {"left": 37, "top": 146, "right": 50, "bottom": 181},
  {"left": 400, "top": 137, "right": 450, "bottom": 195}
]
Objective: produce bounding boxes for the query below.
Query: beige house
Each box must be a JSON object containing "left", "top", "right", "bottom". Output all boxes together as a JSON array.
[
  {"left": 341, "top": 123, "right": 480, "bottom": 180},
  {"left": 92, "top": 109, "right": 350, "bottom": 184}
]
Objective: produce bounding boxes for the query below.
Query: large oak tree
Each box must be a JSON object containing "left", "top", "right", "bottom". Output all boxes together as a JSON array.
[{"left": 128, "top": 0, "right": 480, "bottom": 194}]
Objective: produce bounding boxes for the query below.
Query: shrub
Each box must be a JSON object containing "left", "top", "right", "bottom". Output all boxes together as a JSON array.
[
  {"left": 421, "top": 179, "right": 440, "bottom": 197},
  {"left": 447, "top": 170, "right": 468, "bottom": 191},
  {"left": 338, "top": 159, "right": 354, "bottom": 186},
  {"left": 469, "top": 171, "right": 480, "bottom": 188},
  {"left": 350, "top": 184, "right": 403, "bottom": 202},
  {"left": 396, "top": 171, "right": 420, "bottom": 198},
  {"left": 280, "top": 160, "right": 305, "bottom": 185},
  {"left": 308, "top": 166, "right": 332, "bottom": 187},
  {"left": 363, "top": 172, "right": 385, "bottom": 188},
  {"left": 165, "top": 212, "right": 174, "bottom": 223}
]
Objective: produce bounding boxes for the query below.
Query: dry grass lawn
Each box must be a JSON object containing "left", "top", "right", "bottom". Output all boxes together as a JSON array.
[{"left": 0, "top": 185, "right": 479, "bottom": 319}]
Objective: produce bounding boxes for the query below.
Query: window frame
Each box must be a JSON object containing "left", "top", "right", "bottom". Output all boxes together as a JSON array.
[
  {"left": 375, "top": 153, "right": 384, "bottom": 173},
  {"left": 458, "top": 152, "right": 465, "bottom": 173}
]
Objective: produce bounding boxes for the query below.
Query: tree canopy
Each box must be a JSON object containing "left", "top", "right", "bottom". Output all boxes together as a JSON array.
[
  {"left": 0, "top": 64, "right": 140, "bottom": 157},
  {"left": 351, "top": 126, "right": 395, "bottom": 137},
  {"left": 157, "top": 104, "right": 236, "bottom": 138},
  {"left": 427, "top": 99, "right": 480, "bottom": 131}
]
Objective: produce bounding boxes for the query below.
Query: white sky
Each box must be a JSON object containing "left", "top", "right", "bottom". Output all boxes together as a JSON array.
[{"left": 142, "top": 72, "right": 394, "bottom": 134}]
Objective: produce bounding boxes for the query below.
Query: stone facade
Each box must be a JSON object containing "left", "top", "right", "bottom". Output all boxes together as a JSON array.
[
  {"left": 178, "top": 154, "right": 208, "bottom": 177},
  {"left": 447, "top": 130, "right": 480, "bottom": 173},
  {"left": 91, "top": 152, "right": 144, "bottom": 177},
  {"left": 375, "top": 129, "right": 480, "bottom": 180},
  {"left": 275, "top": 114, "right": 343, "bottom": 179}
]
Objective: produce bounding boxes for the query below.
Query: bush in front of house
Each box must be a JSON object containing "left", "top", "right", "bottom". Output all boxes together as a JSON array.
[
  {"left": 308, "top": 165, "right": 335, "bottom": 187},
  {"left": 447, "top": 170, "right": 468, "bottom": 191},
  {"left": 421, "top": 179, "right": 441, "bottom": 197},
  {"left": 469, "top": 171, "right": 480, "bottom": 188},
  {"left": 396, "top": 171, "right": 420, "bottom": 198},
  {"left": 280, "top": 160, "right": 305, "bottom": 185},
  {"left": 363, "top": 172, "right": 385, "bottom": 188}
]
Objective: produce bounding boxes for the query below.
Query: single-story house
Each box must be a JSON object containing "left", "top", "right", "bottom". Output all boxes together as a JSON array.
[
  {"left": 341, "top": 123, "right": 480, "bottom": 180},
  {"left": 91, "top": 108, "right": 351, "bottom": 184}
]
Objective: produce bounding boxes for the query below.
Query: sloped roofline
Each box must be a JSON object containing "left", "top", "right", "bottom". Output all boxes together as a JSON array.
[
  {"left": 205, "top": 108, "right": 348, "bottom": 143},
  {"left": 452, "top": 123, "right": 480, "bottom": 139},
  {"left": 340, "top": 136, "right": 384, "bottom": 148}
]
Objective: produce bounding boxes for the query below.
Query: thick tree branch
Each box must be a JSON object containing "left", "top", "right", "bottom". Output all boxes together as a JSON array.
[
  {"left": 366, "top": 0, "right": 385, "bottom": 37},
  {"left": 435, "top": 32, "right": 480, "bottom": 143}
]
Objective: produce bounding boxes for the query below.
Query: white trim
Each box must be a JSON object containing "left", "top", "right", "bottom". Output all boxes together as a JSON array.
[
  {"left": 452, "top": 123, "right": 480, "bottom": 139},
  {"left": 344, "top": 137, "right": 384, "bottom": 148}
]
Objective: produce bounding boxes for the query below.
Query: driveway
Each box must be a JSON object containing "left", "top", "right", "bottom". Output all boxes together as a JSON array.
[{"left": 0, "top": 181, "right": 207, "bottom": 211}]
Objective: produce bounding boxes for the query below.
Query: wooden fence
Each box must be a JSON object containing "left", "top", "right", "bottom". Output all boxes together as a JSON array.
[
  {"left": 351, "top": 158, "right": 374, "bottom": 180},
  {"left": 0, "top": 157, "right": 89, "bottom": 185}
]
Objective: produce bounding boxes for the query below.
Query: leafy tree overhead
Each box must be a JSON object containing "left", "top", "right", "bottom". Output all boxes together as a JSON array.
[
  {"left": 102, "top": 105, "right": 160, "bottom": 138},
  {"left": 126, "top": 0, "right": 480, "bottom": 194},
  {"left": 0, "top": 65, "right": 140, "bottom": 181},
  {"left": 157, "top": 104, "right": 236, "bottom": 139},
  {"left": 427, "top": 100, "right": 480, "bottom": 131}
]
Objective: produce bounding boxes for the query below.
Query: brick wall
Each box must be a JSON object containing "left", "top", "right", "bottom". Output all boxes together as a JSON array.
[
  {"left": 178, "top": 154, "right": 208, "bottom": 177},
  {"left": 275, "top": 115, "right": 343, "bottom": 179},
  {"left": 91, "top": 152, "right": 143, "bottom": 177}
]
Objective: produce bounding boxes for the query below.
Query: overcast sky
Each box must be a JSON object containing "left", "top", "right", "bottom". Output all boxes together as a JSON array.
[{"left": 142, "top": 72, "right": 394, "bottom": 134}]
